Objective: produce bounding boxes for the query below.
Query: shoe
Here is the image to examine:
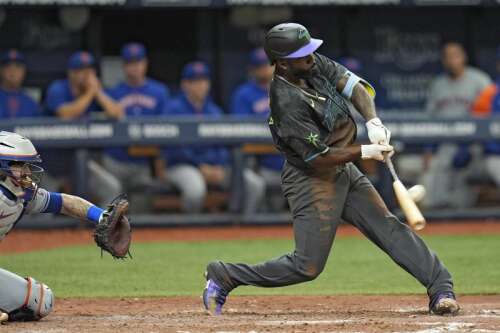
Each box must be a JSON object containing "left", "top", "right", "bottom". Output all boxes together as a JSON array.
[
  {"left": 429, "top": 291, "right": 460, "bottom": 316},
  {"left": 203, "top": 274, "right": 228, "bottom": 315},
  {"left": 0, "top": 311, "right": 8, "bottom": 324}
]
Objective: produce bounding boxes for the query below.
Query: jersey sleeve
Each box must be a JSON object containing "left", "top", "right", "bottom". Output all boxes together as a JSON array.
[
  {"left": 314, "top": 53, "right": 348, "bottom": 88},
  {"left": 230, "top": 88, "right": 253, "bottom": 115},
  {"left": 275, "top": 107, "right": 329, "bottom": 163},
  {"left": 25, "top": 188, "right": 63, "bottom": 215},
  {"left": 156, "top": 85, "right": 170, "bottom": 115},
  {"left": 45, "top": 82, "right": 66, "bottom": 116}
]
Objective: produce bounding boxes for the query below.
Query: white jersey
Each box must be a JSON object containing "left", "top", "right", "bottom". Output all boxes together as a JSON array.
[{"left": 0, "top": 186, "right": 52, "bottom": 241}]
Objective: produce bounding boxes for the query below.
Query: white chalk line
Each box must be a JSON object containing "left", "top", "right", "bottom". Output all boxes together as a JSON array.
[{"left": 257, "top": 319, "right": 355, "bottom": 326}]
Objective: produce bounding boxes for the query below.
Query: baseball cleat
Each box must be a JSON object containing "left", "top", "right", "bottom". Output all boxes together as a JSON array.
[
  {"left": 203, "top": 275, "right": 228, "bottom": 316},
  {"left": 429, "top": 291, "right": 460, "bottom": 316},
  {"left": 0, "top": 311, "right": 8, "bottom": 324}
]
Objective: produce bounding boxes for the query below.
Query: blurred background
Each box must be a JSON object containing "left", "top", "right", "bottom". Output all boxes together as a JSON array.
[{"left": 1, "top": 0, "right": 500, "bottom": 228}]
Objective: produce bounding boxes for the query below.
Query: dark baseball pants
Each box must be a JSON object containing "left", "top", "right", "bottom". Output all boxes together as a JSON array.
[{"left": 209, "top": 162, "right": 453, "bottom": 298}]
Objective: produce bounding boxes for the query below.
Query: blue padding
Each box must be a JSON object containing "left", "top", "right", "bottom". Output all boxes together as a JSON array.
[
  {"left": 87, "top": 205, "right": 104, "bottom": 224},
  {"left": 44, "top": 192, "right": 63, "bottom": 213}
]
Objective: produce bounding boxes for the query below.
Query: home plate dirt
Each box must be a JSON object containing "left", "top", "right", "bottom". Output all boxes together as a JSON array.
[{"left": 1, "top": 295, "right": 499, "bottom": 333}]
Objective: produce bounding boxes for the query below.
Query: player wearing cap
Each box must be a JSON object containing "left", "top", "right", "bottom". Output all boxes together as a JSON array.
[
  {"left": 164, "top": 61, "right": 265, "bottom": 214},
  {"left": 0, "top": 49, "right": 40, "bottom": 118},
  {"left": 202, "top": 23, "right": 459, "bottom": 316},
  {"left": 230, "top": 47, "right": 284, "bottom": 208},
  {"left": 45, "top": 51, "right": 122, "bottom": 120},
  {"left": 89, "top": 43, "right": 171, "bottom": 205}
]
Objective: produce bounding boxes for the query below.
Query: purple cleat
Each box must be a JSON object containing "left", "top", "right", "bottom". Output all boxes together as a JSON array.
[
  {"left": 429, "top": 291, "right": 460, "bottom": 316},
  {"left": 203, "top": 276, "right": 228, "bottom": 315}
]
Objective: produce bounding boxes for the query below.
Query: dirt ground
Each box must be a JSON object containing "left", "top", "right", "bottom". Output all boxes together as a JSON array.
[
  {"left": 1, "top": 220, "right": 500, "bottom": 254},
  {"left": 1, "top": 221, "right": 500, "bottom": 332},
  {"left": 1, "top": 295, "right": 499, "bottom": 333}
]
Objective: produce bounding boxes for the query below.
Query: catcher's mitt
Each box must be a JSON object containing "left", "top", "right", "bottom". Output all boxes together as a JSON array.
[{"left": 94, "top": 194, "right": 132, "bottom": 259}]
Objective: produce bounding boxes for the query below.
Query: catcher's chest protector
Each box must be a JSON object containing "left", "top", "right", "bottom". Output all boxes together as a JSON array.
[{"left": 0, "top": 186, "right": 24, "bottom": 241}]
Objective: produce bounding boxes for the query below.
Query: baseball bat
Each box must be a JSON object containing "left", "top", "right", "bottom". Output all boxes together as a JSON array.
[{"left": 385, "top": 155, "right": 426, "bottom": 231}]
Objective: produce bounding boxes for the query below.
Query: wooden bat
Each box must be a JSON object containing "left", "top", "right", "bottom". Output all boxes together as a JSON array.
[{"left": 385, "top": 155, "right": 426, "bottom": 231}]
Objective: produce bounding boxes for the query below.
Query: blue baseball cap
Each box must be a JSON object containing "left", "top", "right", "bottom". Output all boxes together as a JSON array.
[
  {"left": 67, "top": 51, "right": 95, "bottom": 70},
  {"left": 121, "top": 42, "right": 147, "bottom": 62},
  {"left": 181, "top": 61, "right": 211, "bottom": 80},
  {"left": 249, "top": 48, "right": 269, "bottom": 67},
  {"left": 1, "top": 49, "right": 26, "bottom": 65}
]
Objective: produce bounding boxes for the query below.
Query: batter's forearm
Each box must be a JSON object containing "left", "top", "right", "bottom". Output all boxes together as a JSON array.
[
  {"left": 310, "top": 145, "right": 361, "bottom": 169},
  {"left": 351, "top": 84, "right": 377, "bottom": 121},
  {"left": 60, "top": 193, "right": 94, "bottom": 221}
]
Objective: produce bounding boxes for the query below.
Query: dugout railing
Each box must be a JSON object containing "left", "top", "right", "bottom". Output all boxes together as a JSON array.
[{"left": 3, "top": 114, "right": 500, "bottom": 228}]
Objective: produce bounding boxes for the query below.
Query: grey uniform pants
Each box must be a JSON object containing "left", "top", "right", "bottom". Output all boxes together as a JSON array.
[{"left": 209, "top": 162, "right": 453, "bottom": 298}]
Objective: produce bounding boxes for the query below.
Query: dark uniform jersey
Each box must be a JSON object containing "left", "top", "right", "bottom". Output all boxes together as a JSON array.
[{"left": 268, "top": 53, "right": 357, "bottom": 170}]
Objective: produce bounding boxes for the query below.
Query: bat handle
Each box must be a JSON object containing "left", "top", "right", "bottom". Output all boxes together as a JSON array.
[{"left": 384, "top": 154, "right": 399, "bottom": 181}]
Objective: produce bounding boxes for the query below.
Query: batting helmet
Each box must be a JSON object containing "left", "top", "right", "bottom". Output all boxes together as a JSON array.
[{"left": 264, "top": 23, "right": 323, "bottom": 63}]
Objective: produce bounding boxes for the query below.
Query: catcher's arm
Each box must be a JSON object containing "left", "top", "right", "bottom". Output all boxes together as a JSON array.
[{"left": 60, "top": 193, "right": 104, "bottom": 223}]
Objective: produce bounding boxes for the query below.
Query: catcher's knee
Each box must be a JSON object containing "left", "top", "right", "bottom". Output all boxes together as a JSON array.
[{"left": 9, "top": 277, "right": 54, "bottom": 322}]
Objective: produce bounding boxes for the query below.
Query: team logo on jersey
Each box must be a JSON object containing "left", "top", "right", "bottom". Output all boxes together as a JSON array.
[
  {"left": 268, "top": 116, "right": 274, "bottom": 125},
  {"left": 306, "top": 132, "right": 320, "bottom": 147}
]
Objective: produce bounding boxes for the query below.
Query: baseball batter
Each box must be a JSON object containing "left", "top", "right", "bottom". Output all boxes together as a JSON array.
[
  {"left": 0, "top": 131, "right": 130, "bottom": 323},
  {"left": 203, "top": 23, "right": 459, "bottom": 316}
]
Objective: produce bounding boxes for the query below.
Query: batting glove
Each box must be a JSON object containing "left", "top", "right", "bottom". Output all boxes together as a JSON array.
[
  {"left": 361, "top": 144, "right": 394, "bottom": 161},
  {"left": 366, "top": 117, "right": 391, "bottom": 145}
]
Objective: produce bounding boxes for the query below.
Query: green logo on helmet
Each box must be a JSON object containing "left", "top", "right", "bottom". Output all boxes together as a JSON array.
[{"left": 298, "top": 29, "right": 310, "bottom": 41}]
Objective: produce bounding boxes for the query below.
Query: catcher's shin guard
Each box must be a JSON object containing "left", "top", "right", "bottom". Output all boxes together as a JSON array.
[{"left": 0, "top": 268, "right": 54, "bottom": 322}]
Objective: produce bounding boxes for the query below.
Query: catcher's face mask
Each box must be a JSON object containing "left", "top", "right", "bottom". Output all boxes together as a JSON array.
[{"left": 0, "top": 161, "right": 44, "bottom": 201}]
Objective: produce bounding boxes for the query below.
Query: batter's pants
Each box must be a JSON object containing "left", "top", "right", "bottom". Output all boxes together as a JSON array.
[{"left": 209, "top": 162, "right": 453, "bottom": 298}]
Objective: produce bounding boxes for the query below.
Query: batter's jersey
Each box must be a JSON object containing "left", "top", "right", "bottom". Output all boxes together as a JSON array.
[
  {"left": 268, "top": 53, "right": 357, "bottom": 170},
  {"left": 0, "top": 88, "right": 40, "bottom": 118},
  {"left": 0, "top": 186, "right": 57, "bottom": 241}
]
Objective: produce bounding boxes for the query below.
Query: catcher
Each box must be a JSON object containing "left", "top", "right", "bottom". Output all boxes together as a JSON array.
[{"left": 0, "top": 131, "right": 131, "bottom": 324}]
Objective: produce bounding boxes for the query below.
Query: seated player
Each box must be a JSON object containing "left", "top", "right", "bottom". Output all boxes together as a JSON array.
[
  {"left": 45, "top": 51, "right": 122, "bottom": 120},
  {"left": 89, "top": 42, "right": 170, "bottom": 205},
  {"left": 164, "top": 61, "right": 265, "bottom": 214},
  {"left": 0, "top": 49, "right": 40, "bottom": 118},
  {"left": 231, "top": 48, "right": 284, "bottom": 209},
  {"left": 0, "top": 131, "right": 130, "bottom": 323}
]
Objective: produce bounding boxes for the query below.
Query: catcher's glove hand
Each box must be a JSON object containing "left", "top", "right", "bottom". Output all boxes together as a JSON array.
[{"left": 94, "top": 194, "right": 132, "bottom": 259}]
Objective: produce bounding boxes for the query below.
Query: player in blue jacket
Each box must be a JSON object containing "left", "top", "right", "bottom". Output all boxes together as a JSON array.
[
  {"left": 0, "top": 50, "right": 40, "bottom": 118},
  {"left": 164, "top": 61, "right": 265, "bottom": 214},
  {"left": 231, "top": 48, "right": 283, "bottom": 208},
  {"left": 45, "top": 51, "right": 122, "bottom": 120},
  {"left": 89, "top": 43, "right": 171, "bottom": 206}
]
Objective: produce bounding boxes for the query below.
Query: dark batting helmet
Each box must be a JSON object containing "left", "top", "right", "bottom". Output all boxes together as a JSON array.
[{"left": 264, "top": 23, "right": 323, "bottom": 63}]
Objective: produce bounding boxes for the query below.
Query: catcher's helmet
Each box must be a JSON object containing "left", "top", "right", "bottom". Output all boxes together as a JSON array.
[
  {"left": 0, "top": 131, "right": 43, "bottom": 194},
  {"left": 264, "top": 23, "right": 323, "bottom": 63}
]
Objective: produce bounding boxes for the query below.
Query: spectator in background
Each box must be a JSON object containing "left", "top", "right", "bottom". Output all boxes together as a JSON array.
[
  {"left": 0, "top": 49, "right": 40, "bottom": 118},
  {"left": 164, "top": 61, "right": 265, "bottom": 214},
  {"left": 422, "top": 42, "right": 491, "bottom": 209},
  {"left": 470, "top": 46, "right": 500, "bottom": 187},
  {"left": 45, "top": 51, "right": 122, "bottom": 120},
  {"left": 89, "top": 43, "right": 170, "bottom": 206},
  {"left": 230, "top": 48, "right": 283, "bottom": 208}
]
